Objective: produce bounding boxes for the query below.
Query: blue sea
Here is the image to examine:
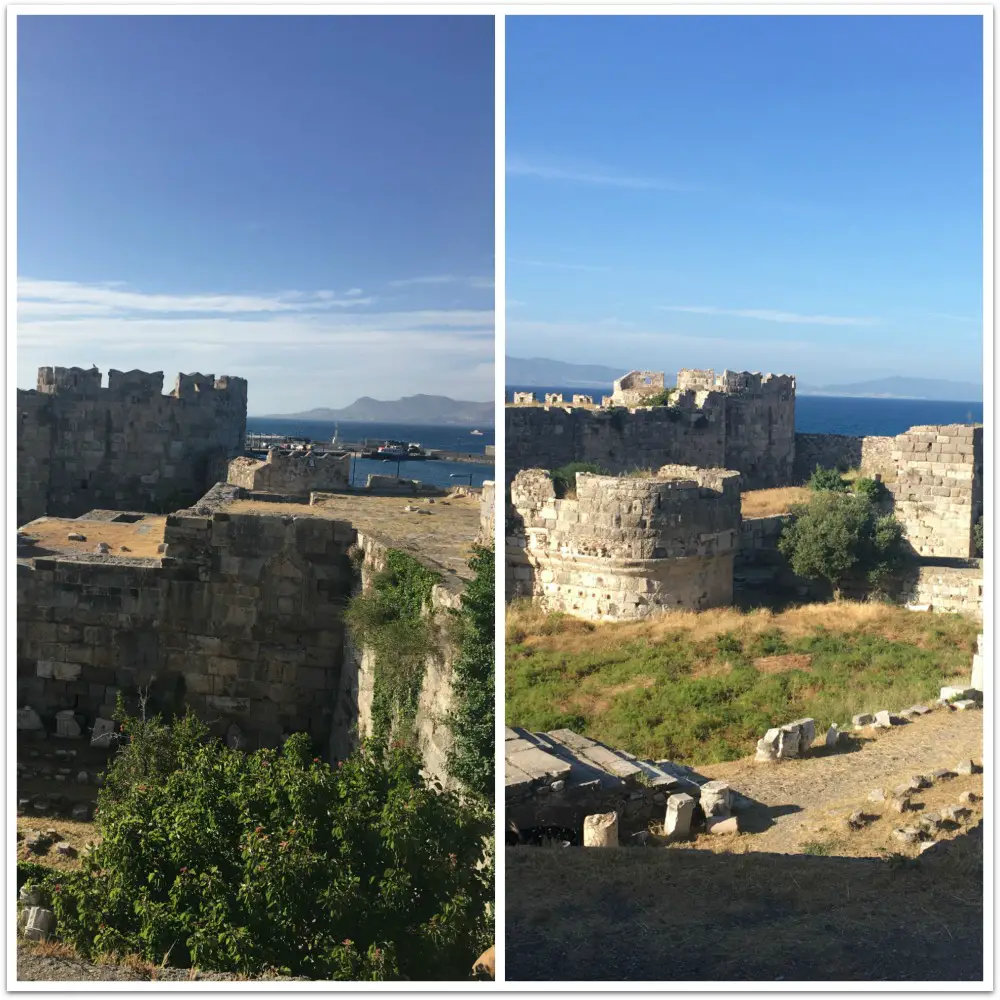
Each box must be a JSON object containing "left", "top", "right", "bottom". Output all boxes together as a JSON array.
[
  {"left": 245, "top": 418, "right": 495, "bottom": 489},
  {"left": 505, "top": 386, "right": 983, "bottom": 437}
]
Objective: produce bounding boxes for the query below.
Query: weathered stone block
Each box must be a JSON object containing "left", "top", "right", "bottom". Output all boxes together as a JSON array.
[
  {"left": 582, "top": 811, "right": 619, "bottom": 847},
  {"left": 664, "top": 792, "right": 695, "bottom": 838}
]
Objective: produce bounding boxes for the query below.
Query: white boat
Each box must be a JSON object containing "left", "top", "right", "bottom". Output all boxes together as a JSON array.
[{"left": 470, "top": 429, "right": 484, "bottom": 436}]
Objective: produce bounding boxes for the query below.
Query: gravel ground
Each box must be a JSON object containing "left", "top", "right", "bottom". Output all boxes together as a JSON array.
[{"left": 698, "top": 704, "right": 983, "bottom": 852}]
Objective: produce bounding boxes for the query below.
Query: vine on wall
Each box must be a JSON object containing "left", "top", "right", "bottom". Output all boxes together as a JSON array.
[
  {"left": 345, "top": 549, "right": 440, "bottom": 748},
  {"left": 445, "top": 545, "right": 495, "bottom": 800}
]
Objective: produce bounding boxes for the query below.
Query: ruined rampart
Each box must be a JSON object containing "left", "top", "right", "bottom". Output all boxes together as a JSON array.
[
  {"left": 887, "top": 425, "right": 983, "bottom": 559},
  {"left": 507, "top": 466, "right": 741, "bottom": 620},
  {"left": 228, "top": 448, "right": 350, "bottom": 495},
  {"left": 17, "top": 366, "right": 248, "bottom": 525},
  {"left": 506, "top": 392, "right": 728, "bottom": 479},
  {"left": 507, "top": 368, "right": 795, "bottom": 490},
  {"left": 17, "top": 503, "right": 468, "bottom": 787}
]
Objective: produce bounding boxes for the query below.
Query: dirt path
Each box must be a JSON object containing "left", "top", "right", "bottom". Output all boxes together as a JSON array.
[{"left": 698, "top": 706, "right": 983, "bottom": 853}]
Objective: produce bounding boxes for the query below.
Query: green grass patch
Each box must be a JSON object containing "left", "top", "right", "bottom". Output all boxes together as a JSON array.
[{"left": 505, "top": 609, "right": 978, "bottom": 764}]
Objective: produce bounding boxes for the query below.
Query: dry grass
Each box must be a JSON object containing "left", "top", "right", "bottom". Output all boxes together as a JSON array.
[
  {"left": 19, "top": 939, "right": 79, "bottom": 961},
  {"left": 17, "top": 817, "right": 98, "bottom": 872},
  {"left": 506, "top": 598, "right": 967, "bottom": 655},
  {"left": 752, "top": 652, "right": 813, "bottom": 674},
  {"left": 741, "top": 486, "right": 814, "bottom": 517},
  {"left": 18, "top": 515, "right": 167, "bottom": 559}
]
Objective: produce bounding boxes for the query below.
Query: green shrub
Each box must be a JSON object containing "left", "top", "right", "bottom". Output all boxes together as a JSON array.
[
  {"left": 47, "top": 712, "right": 492, "bottom": 980},
  {"left": 345, "top": 551, "right": 440, "bottom": 748},
  {"left": 778, "top": 492, "right": 907, "bottom": 599},
  {"left": 974, "top": 517, "right": 984, "bottom": 558},
  {"left": 852, "top": 477, "right": 885, "bottom": 503},
  {"left": 445, "top": 545, "right": 495, "bottom": 799},
  {"left": 635, "top": 388, "right": 676, "bottom": 407},
  {"left": 808, "top": 465, "right": 848, "bottom": 492},
  {"left": 550, "top": 462, "right": 608, "bottom": 499}
]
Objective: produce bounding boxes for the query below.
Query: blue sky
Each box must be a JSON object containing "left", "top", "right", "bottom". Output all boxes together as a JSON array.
[
  {"left": 506, "top": 14, "right": 984, "bottom": 387},
  {"left": 17, "top": 15, "right": 494, "bottom": 412}
]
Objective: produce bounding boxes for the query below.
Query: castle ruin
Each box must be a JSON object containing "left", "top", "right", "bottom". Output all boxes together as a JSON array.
[
  {"left": 508, "top": 367, "right": 796, "bottom": 491},
  {"left": 506, "top": 367, "right": 982, "bottom": 622},
  {"left": 18, "top": 366, "right": 248, "bottom": 526},
  {"left": 16, "top": 363, "right": 490, "bottom": 792},
  {"left": 508, "top": 466, "right": 741, "bottom": 620},
  {"left": 228, "top": 448, "right": 351, "bottom": 495}
]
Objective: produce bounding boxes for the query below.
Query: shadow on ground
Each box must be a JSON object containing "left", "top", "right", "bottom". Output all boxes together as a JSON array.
[{"left": 506, "top": 824, "right": 983, "bottom": 982}]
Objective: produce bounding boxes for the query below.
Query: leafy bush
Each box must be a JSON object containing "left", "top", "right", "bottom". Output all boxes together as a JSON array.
[
  {"left": 974, "top": 517, "right": 984, "bottom": 558},
  {"left": 345, "top": 551, "right": 440, "bottom": 748},
  {"left": 808, "top": 465, "right": 848, "bottom": 492},
  {"left": 778, "top": 492, "right": 907, "bottom": 599},
  {"left": 446, "top": 545, "right": 495, "bottom": 800},
  {"left": 43, "top": 712, "right": 492, "bottom": 980},
  {"left": 635, "top": 388, "right": 676, "bottom": 407},
  {"left": 550, "top": 462, "right": 608, "bottom": 499},
  {"left": 852, "top": 476, "right": 885, "bottom": 503}
]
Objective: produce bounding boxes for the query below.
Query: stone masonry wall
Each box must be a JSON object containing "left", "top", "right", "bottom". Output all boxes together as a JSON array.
[
  {"left": 507, "top": 466, "right": 741, "bottom": 620},
  {"left": 506, "top": 392, "right": 727, "bottom": 481},
  {"left": 887, "top": 425, "right": 982, "bottom": 558},
  {"left": 507, "top": 369, "right": 796, "bottom": 490},
  {"left": 478, "top": 480, "right": 496, "bottom": 546},
  {"left": 792, "top": 432, "right": 895, "bottom": 482},
  {"left": 18, "top": 505, "right": 465, "bottom": 787},
  {"left": 17, "top": 366, "right": 248, "bottom": 525},
  {"left": 228, "top": 449, "right": 350, "bottom": 495},
  {"left": 17, "top": 511, "right": 353, "bottom": 754},
  {"left": 899, "top": 562, "right": 984, "bottom": 619}
]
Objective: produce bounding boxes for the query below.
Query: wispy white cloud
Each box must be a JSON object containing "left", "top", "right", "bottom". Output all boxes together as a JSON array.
[
  {"left": 510, "top": 258, "right": 611, "bottom": 273},
  {"left": 388, "top": 274, "right": 494, "bottom": 290},
  {"left": 18, "top": 277, "right": 375, "bottom": 318},
  {"left": 507, "top": 155, "right": 693, "bottom": 192},
  {"left": 658, "top": 305, "right": 880, "bottom": 327},
  {"left": 17, "top": 277, "right": 494, "bottom": 411}
]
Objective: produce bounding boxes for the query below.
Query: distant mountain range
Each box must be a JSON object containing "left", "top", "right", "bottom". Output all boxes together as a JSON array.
[
  {"left": 255, "top": 394, "right": 494, "bottom": 427},
  {"left": 507, "top": 357, "right": 982, "bottom": 402},
  {"left": 506, "top": 356, "right": 622, "bottom": 387},
  {"left": 798, "top": 377, "right": 982, "bottom": 402}
]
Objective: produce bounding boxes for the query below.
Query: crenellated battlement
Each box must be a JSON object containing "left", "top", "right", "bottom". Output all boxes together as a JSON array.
[
  {"left": 508, "top": 365, "right": 796, "bottom": 489},
  {"left": 17, "top": 363, "right": 248, "bottom": 524}
]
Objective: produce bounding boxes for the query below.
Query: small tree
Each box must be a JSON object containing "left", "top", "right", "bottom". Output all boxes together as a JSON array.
[
  {"left": 808, "top": 465, "right": 848, "bottom": 492},
  {"left": 635, "top": 388, "right": 676, "bottom": 407},
  {"left": 974, "top": 517, "right": 984, "bottom": 558},
  {"left": 778, "top": 492, "right": 907, "bottom": 600}
]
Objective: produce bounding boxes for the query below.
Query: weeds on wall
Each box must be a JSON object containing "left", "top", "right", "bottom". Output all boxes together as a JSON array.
[
  {"left": 634, "top": 388, "right": 676, "bottom": 407},
  {"left": 26, "top": 711, "right": 491, "bottom": 980},
  {"left": 445, "top": 545, "right": 495, "bottom": 800},
  {"left": 345, "top": 550, "right": 440, "bottom": 749},
  {"left": 550, "top": 462, "right": 608, "bottom": 499},
  {"left": 974, "top": 516, "right": 984, "bottom": 558}
]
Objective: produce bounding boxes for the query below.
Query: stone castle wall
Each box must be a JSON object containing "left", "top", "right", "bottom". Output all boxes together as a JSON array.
[
  {"left": 507, "top": 466, "right": 741, "bottom": 620},
  {"left": 17, "top": 503, "right": 466, "bottom": 787},
  {"left": 887, "top": 425, "right": 983, "bottom": 559},
  {"left": 17, "top": 366, "right": 248, "bottom": 525},
  {"left": 900, "top": 562, "right": 983, "bottom": 619},
  {"left": 228, "top": 449, "right": 350, "bottom": 495},
  {"left": 792, "top": 432, "right": 894, "bottom": 481},
  {"left": 506, "top": 392, "right": 728, "bottom": 480},
  {"left": 507, "top": 369, "right": 795, "bottom": 490},
  {"left": 478, "top": 480, "right": 496, "bottom": 546}
]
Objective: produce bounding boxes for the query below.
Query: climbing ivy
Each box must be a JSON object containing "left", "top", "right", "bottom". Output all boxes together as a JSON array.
[
  {"left": 445, "top": 545, "right": 495, "bottom": 800},
  {"left": 345, "top": 550, "right": 440, "bottom": 749}
]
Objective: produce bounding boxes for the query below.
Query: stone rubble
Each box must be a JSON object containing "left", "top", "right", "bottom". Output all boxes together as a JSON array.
[{"left": 582, "top": 812, "right": 619, "bottom": 848}]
